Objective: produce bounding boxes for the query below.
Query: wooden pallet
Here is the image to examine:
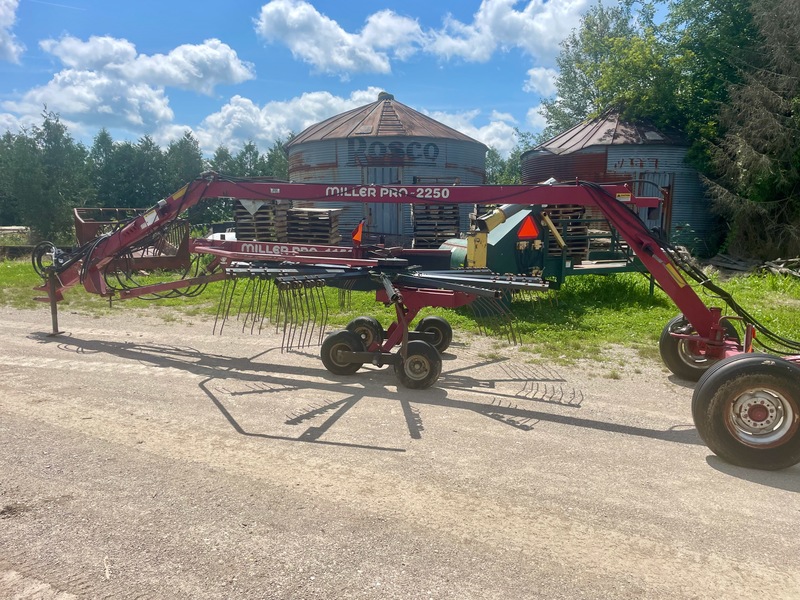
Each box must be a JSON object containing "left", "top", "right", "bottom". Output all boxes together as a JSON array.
[
  {"left": 542, "top": 205, "right": 590, "bottom": 260},
  {"left": 234, "top": 199, "right": 290, "bottom": 241},
  {"left": 287, "top": 208, "right": 342, "bottom": 245},
  {"left": 412, "top": 204, "right": 460, "bottom": 248}
]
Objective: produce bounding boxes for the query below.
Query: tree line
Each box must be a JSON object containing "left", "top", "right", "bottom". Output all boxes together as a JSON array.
[
  {"left": 0, "top": 115, "right": 290, "bottom": 243},
  {"left": 1, "top": 0, "right": 797, "bottom": 258}
]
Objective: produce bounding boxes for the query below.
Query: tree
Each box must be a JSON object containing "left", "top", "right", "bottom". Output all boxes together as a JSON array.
[
  {"left": 99, "top": 136, "right": 169, "bottom": 209},
  {"left": 0, "top": 132, "right": 18, "bottom": 225},
  {"left": 538, "top": 1, "right": 639, "bottom": 138},
  {"left": 90, "top": 128, "right": 115, "bottom": 206},
  {"left": 663, "top": 0, "right": 760, "bottom": 166},
  {"left": 208, "top": 146, "right": 236, "bottom": 175},
  {"left": 4, "top": 112, "right": 93, "bottom": 242},
  {"left": 232, "top": 141, "right": 268, "bottom": 176},
  {"left": 263, "top": 137, "right": 290, "bottom": 180},
  {"left": 485, "top": 147, "right": 505, "bottom": 184},
  {"left": 707, "top": 0, "right": 800, "bottom": 257},
  {"left": 165, "top": 131, "right": 204, "bottom": 191}
]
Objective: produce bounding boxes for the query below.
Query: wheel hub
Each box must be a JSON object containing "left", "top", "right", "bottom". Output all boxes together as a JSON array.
[
  {"left": 733, "top": 392, "right": 780, "bottom": 431},
  {"left": 406, "top": 356, "right": 430, "bottom": 379},
  {"left": 727, "top": 388, "right": 797, "bottom": 448}
]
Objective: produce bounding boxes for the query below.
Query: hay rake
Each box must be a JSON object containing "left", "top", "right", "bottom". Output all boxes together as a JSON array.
[
  {"left": 31, "top": 173, "right": 800, "bottom": 468},
  {"left": 208, "top": 254, "right": 551, "bottom": 388}
]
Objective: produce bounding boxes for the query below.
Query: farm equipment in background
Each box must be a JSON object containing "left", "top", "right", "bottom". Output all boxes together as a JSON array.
[{"left": 31, "top": 172, "right": 800, "bottom": 470}]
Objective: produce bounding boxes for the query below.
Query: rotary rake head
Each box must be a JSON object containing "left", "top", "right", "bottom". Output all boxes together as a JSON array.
[
  {"left": 212, "top": 258, "right": 552, "bottom": 351},
  {"left": 213, "top": 266, "right": 346, "bottom": 350}
]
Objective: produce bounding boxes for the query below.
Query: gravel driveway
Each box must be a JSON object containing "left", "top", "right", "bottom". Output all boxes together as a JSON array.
[{"left": 1, "top": 306, "right": 798, "bottom": 599}]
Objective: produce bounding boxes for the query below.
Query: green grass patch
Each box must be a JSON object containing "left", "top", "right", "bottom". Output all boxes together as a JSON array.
[{"left": 3, "top": 256, "right": 799, "bottom": 365}]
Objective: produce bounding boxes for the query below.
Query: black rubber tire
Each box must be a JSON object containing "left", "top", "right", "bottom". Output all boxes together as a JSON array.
[
  {"left": 414, "top": 316, "right": 453, "bottom": 353},
  {"left": 659, "top": 314, "right": 740, "bottom": 381},
  {"left": 692, "top": 354, "right": 800, "bottom": 470},
  {"left": 692, "top": 352, "right": 774, "bottom": 408},
  {"left": 346, "top": 316, "right": 384, "bottom": 350},
  {"left": 320, "top": 329, "right": 365, "bottom": 375},
  {"left": 394, "top": 340, "right": 442, "bottom": 389}
]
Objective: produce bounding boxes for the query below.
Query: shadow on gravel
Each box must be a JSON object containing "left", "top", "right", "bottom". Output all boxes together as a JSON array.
[
  {"left": 31, "top": 332, "right": 704, "bottom": 450},
  {"left": 705, "top": 456, "right": 800, "bottom": 491}
]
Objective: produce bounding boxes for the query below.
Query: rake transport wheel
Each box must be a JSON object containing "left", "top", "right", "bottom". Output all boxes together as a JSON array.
[
  {"left": 414, "top": 316, "right": 453, "bottom": 353},
  {"left": 346, "top": 316, "right": 384, "bottom": 350},
  {"left": 321, "top": 329, "right": 365, "bottom": 375},
  {"left": 659, "top": 314, "right": 740, "bottom": 381},
  {"left": 692, "top": 354, "right": 800, "bottom": 470},
  {"left": 394, "top": 340, "right": 442, "bottom": 389}
]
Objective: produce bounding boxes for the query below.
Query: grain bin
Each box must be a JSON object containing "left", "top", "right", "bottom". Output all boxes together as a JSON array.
[
  {"left": 286, "top": 92, "right": 487, "bottom": 247},
  {"left": 522, "top": 111, "right": 715, "bottom": 255}
]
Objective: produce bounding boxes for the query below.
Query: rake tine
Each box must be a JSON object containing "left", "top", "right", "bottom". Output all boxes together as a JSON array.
[
  {"left": 288, "top": 284, "right": 303, "bottom": 350},
  {"left": 304, "top": 282, "right": 318, "bottom": 348},
  {"left": 257, "top": 279, "right": 275, "bottom": 334},
  {"left": 281, "top": 284, "right": 294, "bottom": 351},
  {"left": 293, "top": 286, "right": 305, "bottom": 349},
  {"left": 248, "top": 277, "right": 267, "bottom": 334},
  {"left": 267, "top": 278, "right": 281, "bottom": 328},
  {"left": 213, "top": 277, "right": 239, "bottom": 335},
  {"left": 241, "top": 276, "right": 259, "bottom": 333},
  {"left": 300, "top": 282, "right": 314, "bottom": 347},
  {"left": 276, "top": 284, "right": 288, "bottom": 349},
  {"left": 294, "top": 283, "right": 307, "bottom": 349},
  {"left": 470, "top": 295, "right": 490, "bottom": 337},
  {"left": 235, "top": 276, "right": 255, "bottom": 324},
  {"left": 317, "top": 283, "right": 328, "bottom": 344}
]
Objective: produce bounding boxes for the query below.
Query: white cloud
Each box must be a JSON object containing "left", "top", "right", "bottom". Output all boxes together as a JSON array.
[
  {"left": 194, "top": 87, "right": 383, "bottom": 153},
  {"left": 40, "top": 36, "right": 254, "bottom": 94},
  {"left": 254, "top": 0, "right": 585, "bottom": 76},
  {"left": 123, "top": 39, "right": 255, "bottom": 94},
  {"left": 3, "top": 35, "right": 255, "bottom": 140},
  {"left": 526, "top": 104, "right": 548, "bottom": 132},
  {"left": 425, "top": 108, "right": 518, "bottom": 157},
  {"left": 40, "top": 35, "right": 137, "bottom": 70},
  {"left": 523, "top": 66, "right": 558, "bottom": 96},
  {"left": 255, "top": 0, "right": 424, "bottom": 75},
  {"left": 490, "top": 110, "right": 516, "bottom": 123},
  {"left": 3, "top": 69, "right": 174, "bottom": 131},
  {"left": 0, "top": 0, "right": 24, "bottom": 63},
  {"left": 428, "top": 0, "right": 588, "bottom": 64}
]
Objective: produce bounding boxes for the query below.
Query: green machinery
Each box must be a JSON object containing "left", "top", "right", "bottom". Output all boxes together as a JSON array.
[{"left": 442, "top": 204, "right": 651, "bottom": 286}]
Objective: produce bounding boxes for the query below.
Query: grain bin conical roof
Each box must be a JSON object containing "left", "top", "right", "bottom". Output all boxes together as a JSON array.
[
  {"left": 287, "top": 92, "right": 485, "bottom": 147},
  {"left": 534, "top": 109, "right": 682, "bottom": 156}
]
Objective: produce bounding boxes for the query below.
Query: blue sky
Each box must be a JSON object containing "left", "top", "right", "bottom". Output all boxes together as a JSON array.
[{"left": 0, "top": 0, "right": 596, "bottom": 157}]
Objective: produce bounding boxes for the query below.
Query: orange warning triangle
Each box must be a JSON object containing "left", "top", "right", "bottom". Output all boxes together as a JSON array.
[{"left": 517, "top": 214, "right": 539, "bottom": 240}]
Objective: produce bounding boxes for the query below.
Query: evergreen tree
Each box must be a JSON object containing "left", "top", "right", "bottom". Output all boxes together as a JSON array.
[{"left": 707, "top": 0, "right": 800, "bottom": 257}]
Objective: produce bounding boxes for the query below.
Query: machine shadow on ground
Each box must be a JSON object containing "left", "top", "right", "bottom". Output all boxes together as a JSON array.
[{"left": 32, "top": 332, "right": 705, "bottom": 451}]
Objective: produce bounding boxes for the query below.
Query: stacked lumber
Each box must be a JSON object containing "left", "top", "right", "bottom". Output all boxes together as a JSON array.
[
  {"left": 412, "top": 203, "right": 460, "bottom": 249},
  {"left": 709, "top": 254, "right": 800, "bottom": 279},
  {"left": 708, "top": 254, "right": 760, "bottom": 272},
  {"left": 287, "top": 208, "right": 342, "bottom": 245},
  {"left": 234, "top": 199, "right": 290, "bottom": 242}
]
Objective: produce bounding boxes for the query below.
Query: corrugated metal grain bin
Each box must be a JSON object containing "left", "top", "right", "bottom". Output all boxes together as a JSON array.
[
  {"left": 286, "top": 92, "right": 487, "bottom": 247},
  {"left": 521, "top": 111, "right": 715, "bottom": 254}
]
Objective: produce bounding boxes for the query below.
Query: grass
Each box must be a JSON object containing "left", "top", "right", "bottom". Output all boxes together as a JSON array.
[{"left": 3, "top": 256, "right": 799, "bottom": 364}]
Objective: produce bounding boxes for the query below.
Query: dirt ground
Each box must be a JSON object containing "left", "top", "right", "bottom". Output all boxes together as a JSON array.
[{"left": 1, "top": 305, "right": 799, "bottom": 599}]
